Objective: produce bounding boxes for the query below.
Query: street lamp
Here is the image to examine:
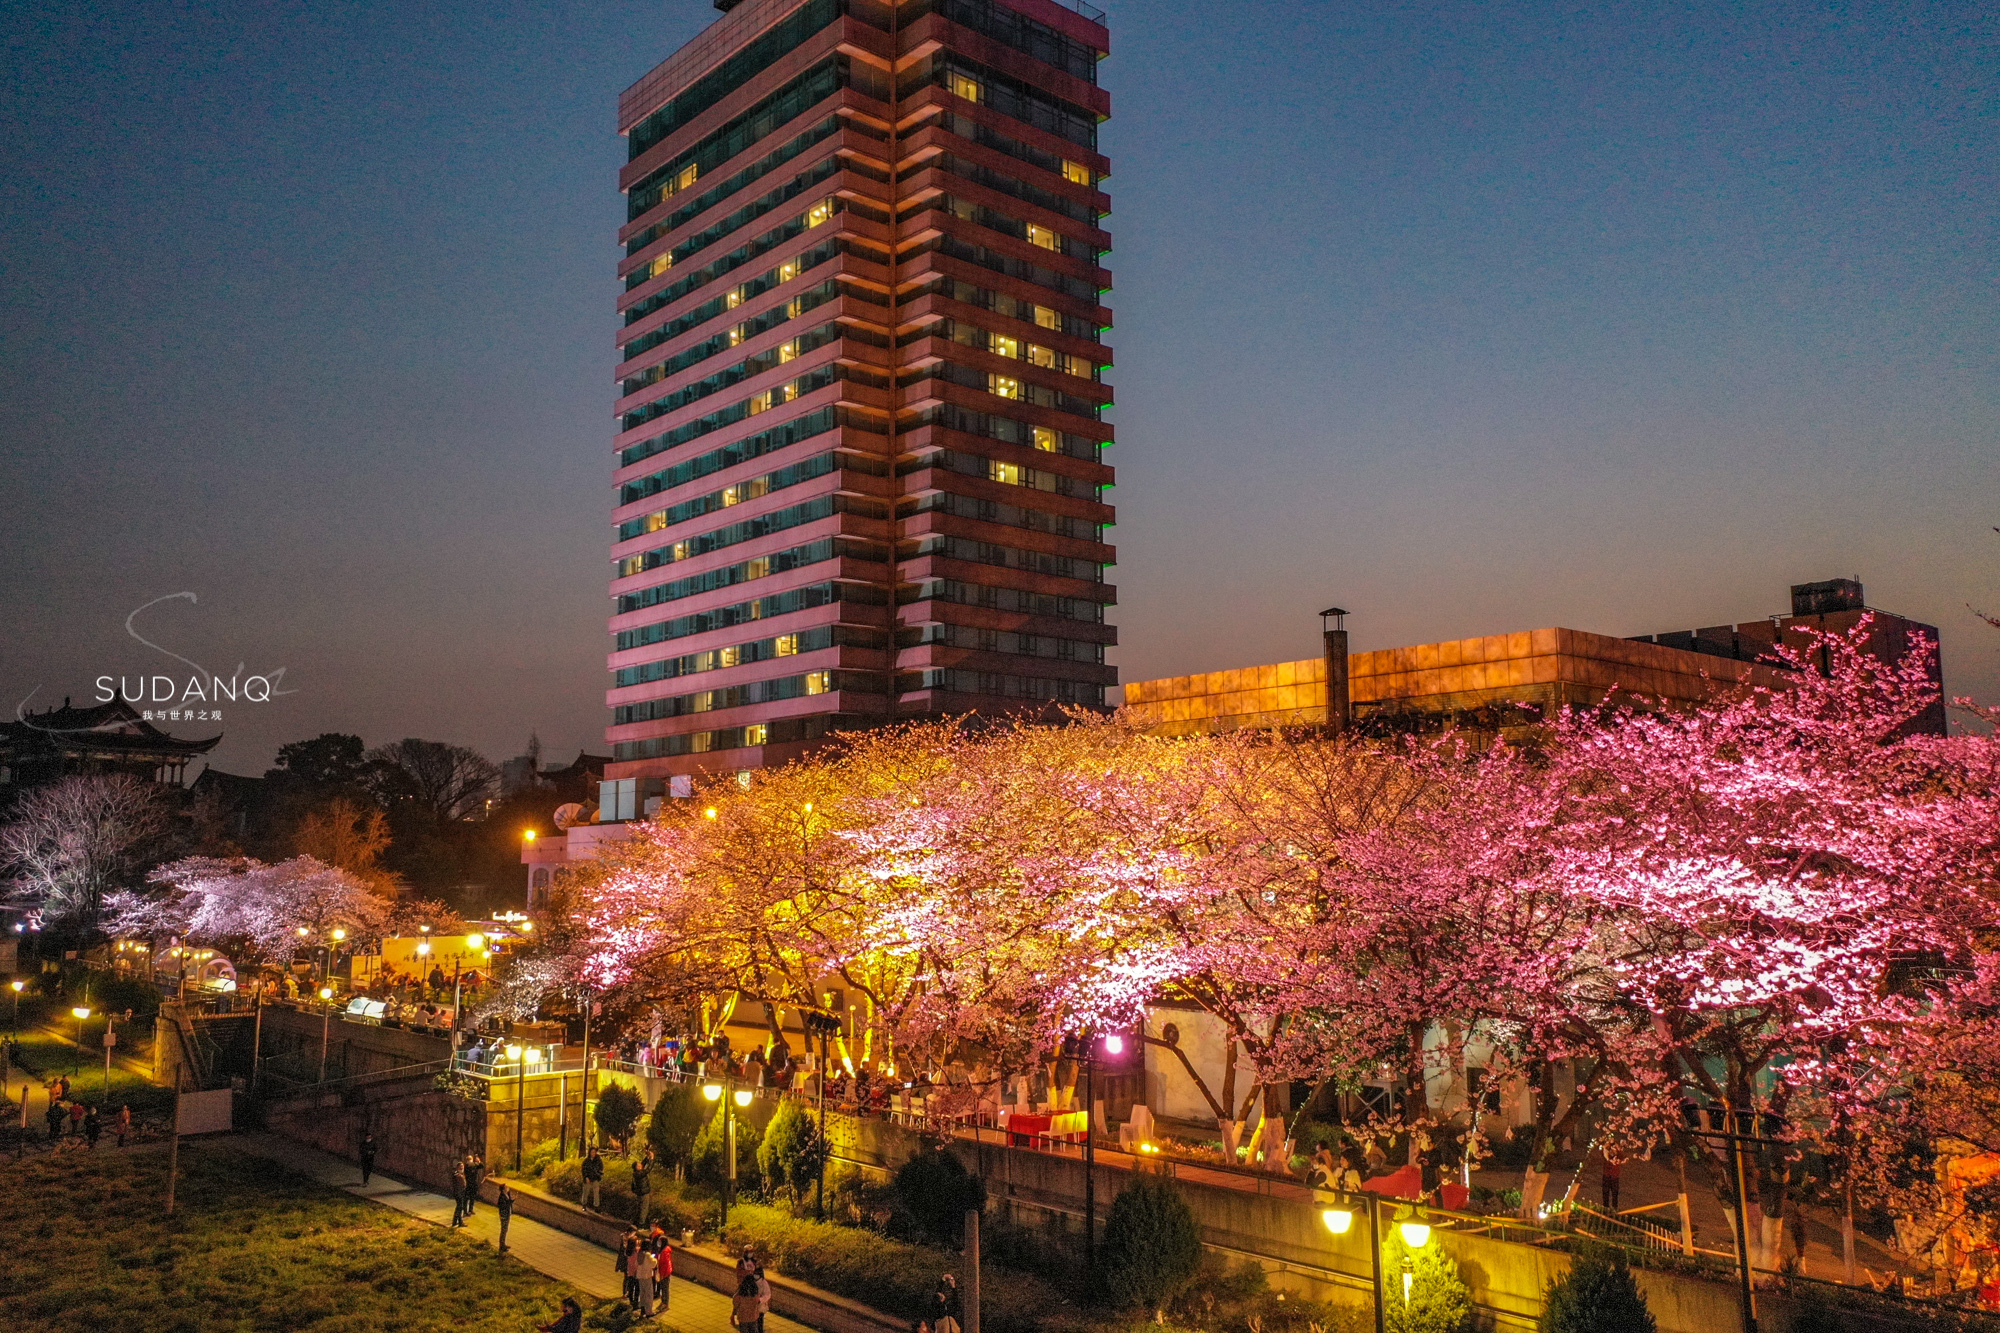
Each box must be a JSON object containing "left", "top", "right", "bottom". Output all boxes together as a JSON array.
[
  {"left": 70, "top": 1006, "right": 91, "bottom": 1074},
  {"left": 318, "top": 986, "right": 335, "bottom": 1082},
  {"left": 9, "top": 979, "right": 24, "bottom": 1037},
  {"left": 1391, "top": 1203, "right": 1433, "bottom": 1309},
  {"left": 506, "top": 1043, "right": 526, "bottom": 1172},
  {"left": 703, "top": 1077, "right": 749, "bottom": 1226}
]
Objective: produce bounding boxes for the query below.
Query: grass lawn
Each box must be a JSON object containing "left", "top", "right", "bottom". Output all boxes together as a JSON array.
[
  {"left": 0, "top": 1139, "right": 600, "bottom": 1332},
  {"left": 4, "top": 1032, "right": 176, "bottom": 1123}
]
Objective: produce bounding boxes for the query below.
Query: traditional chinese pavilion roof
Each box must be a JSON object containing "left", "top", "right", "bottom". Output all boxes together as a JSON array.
[{"left": 0, "top": 698, "right": 221, "bottom": 761}]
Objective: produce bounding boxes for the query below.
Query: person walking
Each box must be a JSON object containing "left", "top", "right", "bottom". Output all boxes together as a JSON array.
[
  {"left": 496, "top": 1184, "right": 515, "bottom": 1252},
  {"left": 581, "top": 1147, "right": 605, "bottom": 1211},
  {"left": 464, "top": 1152, "right": 485, "bottom": 1217},
  {"left": 732, "top": 1273, "right": 763, "bottom": 1333},
  {"left": 83, "top": 1105, "right": 101, "bottom": 1149},
  {"left": 450, "top": 1156, "right": 469, "bottom": 1228},
  {"left": 537, "top": 1296, "right": 584, "bottom": 1333},
  {"left": 1600, "top": 1156, "right": 1622, "bottom": 1212},
  {"left": 67, "top": 1100, "right": 85, "bottom": 1140},
  {"left": 754, "top": 1260, "right": 772, "bottom": 1333},
  {"left": 654, "top": 1235, "right": 673, "bottom": 1312},
  {"left": 632, "top": 1151, "right": 653, "bottom": 1225},
  {"left": 359, "top": 1131, "right": 378, "bottom": 1186},
  {"left": 116, "top": 1105, "right": 131, "bottom": 1148},
  {"left": 634, "top": 1241, "right": 658, "bottom": 1320}
]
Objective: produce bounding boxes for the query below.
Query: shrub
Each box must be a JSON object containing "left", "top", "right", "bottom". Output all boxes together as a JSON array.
[
  {"left": 1100, "top": 1173, "right": 1204, "bottom": 1314},
  {"left": 647, "top": 1081, "right": 708, "bottom": 1175},
  {"left": 719, "top": 1203, "right": 1060, "bottom": 1333},
  {"left": 757, "top": 1099, "right": 828, "bottom": 1201},
  {"left": 892, "top": 1146, "right": 985, "bottom": 1248},
  {"left": 521, "top": 1137, "right": 563, "bottom": 1180},
  {"left": 1381, "top": 1232, "right": 1473, "bottom": 1333},
  {"left": 595, "top": 1084, "right": 643, "bottom": 1150},
  {"left": 1539, "top": 1245, "right": 1656, "bottom": 1333},
  {"left": 691, "top": 1102, "right": 763, "bottom": 1189},
  {"left": 540, "top": 1154, "right": 702, "bottom": 1233}
]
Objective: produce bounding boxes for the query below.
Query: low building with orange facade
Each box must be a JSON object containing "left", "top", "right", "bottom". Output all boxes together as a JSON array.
[{"left": 1121, "top": 579, "right": 1943, "bottom": 738}]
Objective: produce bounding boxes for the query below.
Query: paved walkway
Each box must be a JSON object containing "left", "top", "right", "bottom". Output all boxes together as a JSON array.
[{"left": 237, "top": 1132, "right": 809, "bottom": 1333}]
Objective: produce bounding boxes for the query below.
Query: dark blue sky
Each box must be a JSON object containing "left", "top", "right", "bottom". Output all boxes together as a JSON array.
[{"left": 3, "top": 0, "right": 1994, "bottom": 773}]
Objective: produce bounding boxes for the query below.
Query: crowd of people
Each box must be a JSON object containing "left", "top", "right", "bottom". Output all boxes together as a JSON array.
[{"left": 30, "top": 1073, "right": 131, "bottom": 1150}]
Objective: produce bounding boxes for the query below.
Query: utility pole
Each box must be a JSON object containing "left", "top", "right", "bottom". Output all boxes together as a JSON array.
[
  {"left": 1691, "top": 1108, "right": 1787, "bottom": 1333},
  {"left": 962, "top": 1208, "right": 982, "bottom": 1333}
]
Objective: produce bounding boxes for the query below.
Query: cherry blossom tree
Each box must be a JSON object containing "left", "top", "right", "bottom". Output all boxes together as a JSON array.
[{"left": 106, "top": 854, "right": 388, "bottom": 963}]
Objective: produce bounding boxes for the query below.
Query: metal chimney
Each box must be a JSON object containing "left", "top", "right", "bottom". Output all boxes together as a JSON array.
[{"left": 1320, "top": 607, "right": 1350, "bottom": 733}]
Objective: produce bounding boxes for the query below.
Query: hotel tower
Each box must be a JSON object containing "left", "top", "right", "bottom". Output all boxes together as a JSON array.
[{"left": 603, "top": 0, "right": 1115, "bottom": 803}]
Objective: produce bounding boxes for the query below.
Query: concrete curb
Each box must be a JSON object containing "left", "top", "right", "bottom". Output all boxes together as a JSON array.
[{"left": 484, "top": 1174, "right": 908, "bottom": 1333}]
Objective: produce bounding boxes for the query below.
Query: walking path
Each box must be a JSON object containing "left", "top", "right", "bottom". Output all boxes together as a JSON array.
[{"left": 236, "top": 1132, "right": 813, "bottom": 1333}]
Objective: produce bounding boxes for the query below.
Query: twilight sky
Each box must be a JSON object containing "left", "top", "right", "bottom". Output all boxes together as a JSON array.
[{"left": 2, "top": 0, "right": 1994, "bottom": 776}]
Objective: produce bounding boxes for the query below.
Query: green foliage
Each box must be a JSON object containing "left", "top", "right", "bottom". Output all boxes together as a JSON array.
[
  {"left": 1100, "top": 1173, "right": 1205, "bottom": 1313},
  {"left": 720, "top": 1202, "right": 1060, "bottom": 1333},
  {"left": 757, "top": 1098, "right": 828, "bottom": 1199},
  {"left": 691, "top": 1102, "right": 763, "bottom": 1188},
  {"left": 521, "top": 1136, "right": 563, "bottom": 1180},
  {"left": 594, "top": 1083, "right": 643, "bottom": 1149},
  {"left": 892, "top": 1145, "right": 985, "bottom": 1247},
  {"left": 1539, "top": 1245, "right": 1657, "bottom": 1333},
  {"left": 539, "top": 1155, "right": 701, "bottom": 1233},
  {"left": 647, "top": 1080, "right": 709, "bottom": 1172},
  {"left": 1381, "top": 1232, "right": 1474, "bottom": 1333},
  {"left": 0, "top": 1139, "right": 591, "bottom": 1329}
]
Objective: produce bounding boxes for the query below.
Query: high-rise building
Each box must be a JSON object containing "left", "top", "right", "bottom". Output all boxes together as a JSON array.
[{"left": 604, "top": 0, "right": 1117, "bottom": 798}]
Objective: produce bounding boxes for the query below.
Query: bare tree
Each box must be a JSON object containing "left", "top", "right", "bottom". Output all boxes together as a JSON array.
[
  {"left": 2, "top": 775, "right": 173, "bottom": 930},
  {"left": 293, "top": 796, "right": 404, "bottom": 901},
  {"left": 367, "top": 739, "right": 499, "bottom": 825}
]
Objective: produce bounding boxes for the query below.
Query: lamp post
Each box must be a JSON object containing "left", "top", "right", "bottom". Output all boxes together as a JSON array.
[
  {"left": 318, "top": 986, "right": 335, "bottom": 1082},
  {"left": 1390, "top": 1203, "right": 1433, "bottom": 1312},
  {"left": 803, "top": 1009, "right": 841, "bottom": 1220},
  {"left": 506, "top": 1043, "right": 526, "bottom": 1172},
  {"left": 9, "top": 979, "right": 23, "bottom": 1037},
  {"left": 102, "top": 1013, "right": 116, "bottom": 1095},
  {"left": 70, "top": 1005, "right": 91, "bottom": 1075},
  {"left": 704, "top": 1076, "right": 753, "bottom": 1226},
  {"left": 1320, "top": 1194, "right": 1385, "bottom": 1333}
]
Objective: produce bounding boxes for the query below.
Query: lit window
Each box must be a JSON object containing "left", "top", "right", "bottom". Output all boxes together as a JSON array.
[
  {"left": 1026, "top": 344, "right": 1056, "bottom": 369},
  {"left": 650, "top": 254, "right": 673, "bottom": 278},
  {"left": 678, "top": 164, "right": 699, "bottom": 191},
  {"left": 806, "top": 201, "right": 833, "bottom": 228},
  {"left": 1032, "top": 427, "right": 1059, "bottom": 453},
  {"left": 722, "top": 485, "right": 742, "bottom": 506},
  {"left": 619, "top": 555, "right": 642, "bottom": 576},
  {"left": 691, "top": 691, "right": 715, "bottom": 713},
  {"left": 1033, "top": 306, "right": 1061, "bottom": 331},
  {"left": 988, "top": 459, "right": 1023, "bottom": 485},
  {"left": 990, "top": 333, "right": 1020, "bottom": 359},
  {"left": 1067, "top": 357, "right": 1092, "bottom": 379},
  {"left": 1062, "top": 160, "right": 1092, "bottom": 186},
  {"left": 749, "top": 390, "right": 774, "bottom": 414},
  {"left": 785, "top": 297, "right": 803, "bottom": 318},
  {"left": 746, "top": 556, "right": 772, "bottom": 578},
  {"left": 728, "top": 325, "right": 746, "bottom": 346},
  {"left": 778, "top": 339, "right": 799, "bottom": 363},
  {"left": 718, "top": 646, "right": 740, "bottom": 668},
  {"left": 744, "top": 724, "right": 768, "bottom": 745},
  {"left": 726, "top": 289, "right": 744, "bottom": 309},
  {"left": 949, "top": 73, "right": 982, "bottom": 103},
  {"left": 690, "top": 732, "right": 714, "bottom": 753},
  {"left": 646, "top": 511, "right": 668, "bottom": 532},
  {"left": 805, "top": 671, "right": 832, "bottom": 695},
  {"left": 1025, "top": 224, "right": 1059, "bottom": 252},
  {"left": 671, "top": 540, "right": 690, "bottom": 560},
  {"left": 988, "top": 374, "right": 1021, "bottom": 399},
  {"left": 779, "top": 259, "right": 800, "bottom": 283},
  {"left": 775, "top": 634, "right": 799, "bottom": 656}
]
